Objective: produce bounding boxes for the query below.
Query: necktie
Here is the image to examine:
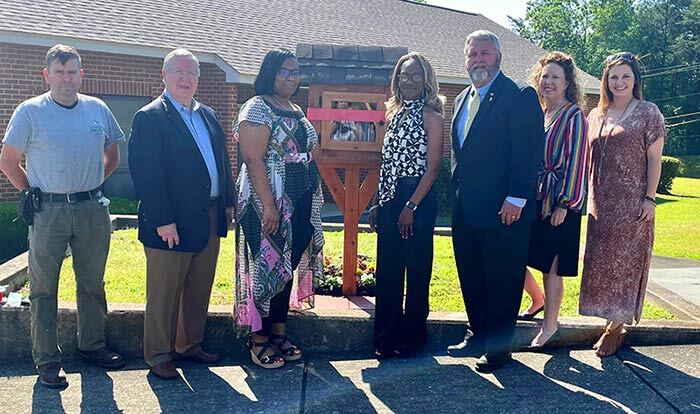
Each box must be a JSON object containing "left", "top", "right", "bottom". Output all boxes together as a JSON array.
[{"left": 462, "top": 89, "right": 481, "bottom": 147}]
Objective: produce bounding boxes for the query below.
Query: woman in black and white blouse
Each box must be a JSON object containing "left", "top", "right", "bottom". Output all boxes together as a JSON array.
[{"left": 368, "top": 52, "right": 445, "bottom": 359}]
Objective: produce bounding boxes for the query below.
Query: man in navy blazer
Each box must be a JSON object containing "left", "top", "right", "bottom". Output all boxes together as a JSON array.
[
  {"left": 128, "top": 49, "right": 234, "bottom": 380},
  {"left": 447, "top": 31, "right": 544, "bottom": 372}
]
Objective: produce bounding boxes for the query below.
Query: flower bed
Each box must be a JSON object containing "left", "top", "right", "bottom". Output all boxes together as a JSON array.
[{"left": 316, "top": 254, "right": 376, "bottom": 296}]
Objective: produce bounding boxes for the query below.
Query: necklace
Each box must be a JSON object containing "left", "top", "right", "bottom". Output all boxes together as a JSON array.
[
  {"left": 604, "top": 98, "right": 635, "bottom": 129},
  {"left": 268, "top": 94, "right": 294, "bottom": 111},
  {"left": 596, "top": 98, "right": 637, "bottom": 185}
]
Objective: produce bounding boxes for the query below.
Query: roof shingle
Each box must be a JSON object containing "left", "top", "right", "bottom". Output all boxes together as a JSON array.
[{"left": 0, "top": 0, "right": 600, "bottom": 90}]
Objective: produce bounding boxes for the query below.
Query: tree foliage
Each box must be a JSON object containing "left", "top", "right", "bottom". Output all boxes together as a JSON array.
[{"left": 511, "top": 0, "right": 700, "bottom": 155}]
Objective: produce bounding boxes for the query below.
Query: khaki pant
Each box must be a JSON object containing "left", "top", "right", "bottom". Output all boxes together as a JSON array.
[
  {"left": 28, "top": 199, "right": 111, "bottom": 366},
  {"left": 143, "top": 206, "right": 220, "bottom": 367}
]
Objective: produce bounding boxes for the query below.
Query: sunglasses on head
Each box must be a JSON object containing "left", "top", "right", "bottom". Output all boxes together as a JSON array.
[{"left": 606, "top": 52, "right": 636, "bottom": 63}]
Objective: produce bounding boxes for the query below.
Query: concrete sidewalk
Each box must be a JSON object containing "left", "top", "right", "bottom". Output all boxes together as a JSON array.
[
  {"left": 2, "top": 345, "right": 698, "bottom": 413},
  {"left": 648, "top": 256, "right": 700, "bottom": 321}
]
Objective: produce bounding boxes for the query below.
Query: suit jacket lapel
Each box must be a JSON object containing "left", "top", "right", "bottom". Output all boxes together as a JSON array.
[
  {"left": 451, "top": 87, "right": 470, "bottom": 152},
  {"left": 161, "top": 95, "right": 209, "bottom": 174},
  {"left": 162, "top": 95, "right": 199, "bottom": 149}
]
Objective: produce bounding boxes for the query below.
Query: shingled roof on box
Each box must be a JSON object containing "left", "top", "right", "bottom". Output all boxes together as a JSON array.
[{"left": 297, "top": 43, "right": 408, "bottom": 86}]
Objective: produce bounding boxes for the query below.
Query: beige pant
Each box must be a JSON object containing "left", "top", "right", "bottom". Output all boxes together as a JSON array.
[
  {"left": 28, "top": 199, "right": 111, "bottom": 366},
  {"left": 143, "top": 206, "right": 220, "bottom": 367}
]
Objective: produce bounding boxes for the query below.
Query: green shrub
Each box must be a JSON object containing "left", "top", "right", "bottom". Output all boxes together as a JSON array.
[
  {"left": 659, "top": 156, "right": 685, "bottom": 194},
  {"left": 0, "top": 202, "right": 28, "bottom": 262},
  {"left": 678, "top": 155, "right": 700, "bottom": 178},
  {"left": 108, "top": 198, "right": 138, "bottom": 215},
  {"left": 432, "top": 158, "right": 453, "bottom": 215}
]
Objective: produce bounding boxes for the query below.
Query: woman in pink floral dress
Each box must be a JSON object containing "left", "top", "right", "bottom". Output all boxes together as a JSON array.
[
  {"left": 233, "top": 49, "right": 324, "bottom": 369},
  {"left": 579, "top": 52, "right": 666, "bottom": 357}
]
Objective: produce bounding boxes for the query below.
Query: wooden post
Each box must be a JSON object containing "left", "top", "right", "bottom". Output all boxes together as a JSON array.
[
  {"left": 317, "top": 164, "right": 379, "bottom": 296},
  {"left": 343, "top": 168, "right": 360, "bottom": 296}
]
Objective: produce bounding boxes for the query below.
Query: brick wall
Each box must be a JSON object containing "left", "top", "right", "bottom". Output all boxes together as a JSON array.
[
  {"left": 0, "top": 42, "right": 238, "bottom": 202},
  {"left": 582, "top": 94, "right": 600, "bottom": 114}
]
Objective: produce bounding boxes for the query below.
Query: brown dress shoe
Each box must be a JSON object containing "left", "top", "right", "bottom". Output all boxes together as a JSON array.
[
  {"left": 174, "top": 350, "right": 221, "bottom": 364},
  {"left": 79, "top": 347, "right": 125, "bottom": 369},
  {"left": 150, "top": 361, "right": 179, "bottom": 380},
  {"left": 37, "top": 362, "right": 69, "bottom": 389}
]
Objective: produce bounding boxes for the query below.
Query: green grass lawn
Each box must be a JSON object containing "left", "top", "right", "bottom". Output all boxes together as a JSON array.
[
  {"left": 653, "top": 177, "right": 700, "bottom": 260},
  {"left": 42, "top": 177, "right": 700, "bottom": 320},
  {"left": 50, "top": 227, "right": 673, "bottom": 319}
]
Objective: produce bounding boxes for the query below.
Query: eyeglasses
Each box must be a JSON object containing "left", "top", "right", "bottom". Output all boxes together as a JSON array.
[
  {"left": 278, "top": 68, "right": 301, "bottom": 79},
  {"left": 172, "top": 70, "right": 199, "bottom": 78},
  {"left": 398, "top": 73, "right": 424, "bottom": 83}
]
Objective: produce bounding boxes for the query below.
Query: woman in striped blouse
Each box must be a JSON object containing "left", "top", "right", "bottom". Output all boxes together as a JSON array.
[{"left": 518, "top": 52, "right": 589, "bottom": 350}]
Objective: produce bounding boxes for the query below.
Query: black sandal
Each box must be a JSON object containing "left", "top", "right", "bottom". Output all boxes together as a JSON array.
[
  {"left": 247, "top": 337, "right": 285, "bottom": 369},
  {"left": 270, "top": 334, "right": 302, "bottom": 362}
]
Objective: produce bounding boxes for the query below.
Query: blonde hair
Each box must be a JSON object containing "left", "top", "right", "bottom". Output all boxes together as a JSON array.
[
  {"left": 386, "top": 52, "right": 445, "bottom": 120},
  {"left": 528, "top": 51, "right": 583, "bottom": 107}
]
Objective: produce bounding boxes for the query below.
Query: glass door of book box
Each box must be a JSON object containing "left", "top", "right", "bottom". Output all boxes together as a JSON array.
[{"left": 320, "top": 92, "right": 386, "bottom": 152}]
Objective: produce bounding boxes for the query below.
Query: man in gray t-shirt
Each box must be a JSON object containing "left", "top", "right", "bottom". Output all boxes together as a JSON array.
[{"left": 0, "top": 44, "right": 126, "bottom": 389}]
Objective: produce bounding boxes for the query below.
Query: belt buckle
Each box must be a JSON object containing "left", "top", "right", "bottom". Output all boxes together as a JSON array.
[{"left": 66, "top": 192, "right": 78, "bottom": 203}]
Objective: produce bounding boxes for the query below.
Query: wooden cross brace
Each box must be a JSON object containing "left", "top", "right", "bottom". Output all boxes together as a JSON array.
[{"left": 318, "top": 163, "right": 379, "bottom": 296}]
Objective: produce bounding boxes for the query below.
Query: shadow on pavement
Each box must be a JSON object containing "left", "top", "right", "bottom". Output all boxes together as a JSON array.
[
  {"left": 618, "top": 346, "right": 700, "bottom": 412},
  {"left": 8, "top": 347, "right": 696, "bottom": 413},
  {"left": 146, "top": 358, "right": 303, "bottom": 413},
  {"left": 358, "top": 353, "right": 615, "bottom": 413}
]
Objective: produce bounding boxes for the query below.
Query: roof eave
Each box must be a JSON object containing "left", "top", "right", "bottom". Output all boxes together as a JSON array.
[{"left": 0, "top": 30, "right": 240, "bottom": 83}]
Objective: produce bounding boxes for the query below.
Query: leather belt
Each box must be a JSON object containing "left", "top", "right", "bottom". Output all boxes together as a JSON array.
[{"left": 42, "top": 188, "right": 102, "bottom": 203}]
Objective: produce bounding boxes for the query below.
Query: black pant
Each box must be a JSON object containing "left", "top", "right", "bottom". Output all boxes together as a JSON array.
[
  {"left": 452, "top": 207, "right": 530, "bottom": 354},
  {"left": 374, "top": 179, "right": 437, "bottom": 350},
  {"left": 259, "top": 190, "right": 314, "bottom": 335}
]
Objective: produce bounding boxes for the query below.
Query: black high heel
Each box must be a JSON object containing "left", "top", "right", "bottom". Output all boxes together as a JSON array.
[{"left": 517, "top": 305, "right": 544, "bottom": 321}]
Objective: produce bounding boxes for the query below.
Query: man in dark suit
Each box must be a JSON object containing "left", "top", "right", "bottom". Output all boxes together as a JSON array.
[
  {"left": 128, "top": 48, "right": 234, "bottom": 380},
  {"left": 447, "top": 30, "right": 544, "bottom": 372}
]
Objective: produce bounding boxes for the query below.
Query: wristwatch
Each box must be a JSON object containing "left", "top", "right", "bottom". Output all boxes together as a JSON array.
[{"left": 405, "top": 201, "right": 418, "bottom": 211}]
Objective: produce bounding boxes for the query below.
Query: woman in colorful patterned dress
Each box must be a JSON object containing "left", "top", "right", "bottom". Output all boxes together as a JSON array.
[
  {"left": 518, "top": 52, "right": 588, "bottom": 350},
  {"left": 368, "top": 52, "right": 445, "bottom": 359},
  {"left": 233, "top": 49, "right": 324, "bottom": 369},
  {"left": 579, "top": 52, "right": 665, "bottom": 357}
]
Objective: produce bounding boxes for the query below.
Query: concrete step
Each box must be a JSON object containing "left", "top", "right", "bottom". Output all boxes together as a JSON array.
[{"left": 1, "top": 303, "right": 699, "bottom": 362}]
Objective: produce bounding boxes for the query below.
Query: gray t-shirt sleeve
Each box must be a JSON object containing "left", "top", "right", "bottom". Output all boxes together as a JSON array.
[
  {"left": 2, "top": 103, "right": 32, "bottom": 153},
  {"left": 102, "top": 103, "right": 125, "bottom": 147}
]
